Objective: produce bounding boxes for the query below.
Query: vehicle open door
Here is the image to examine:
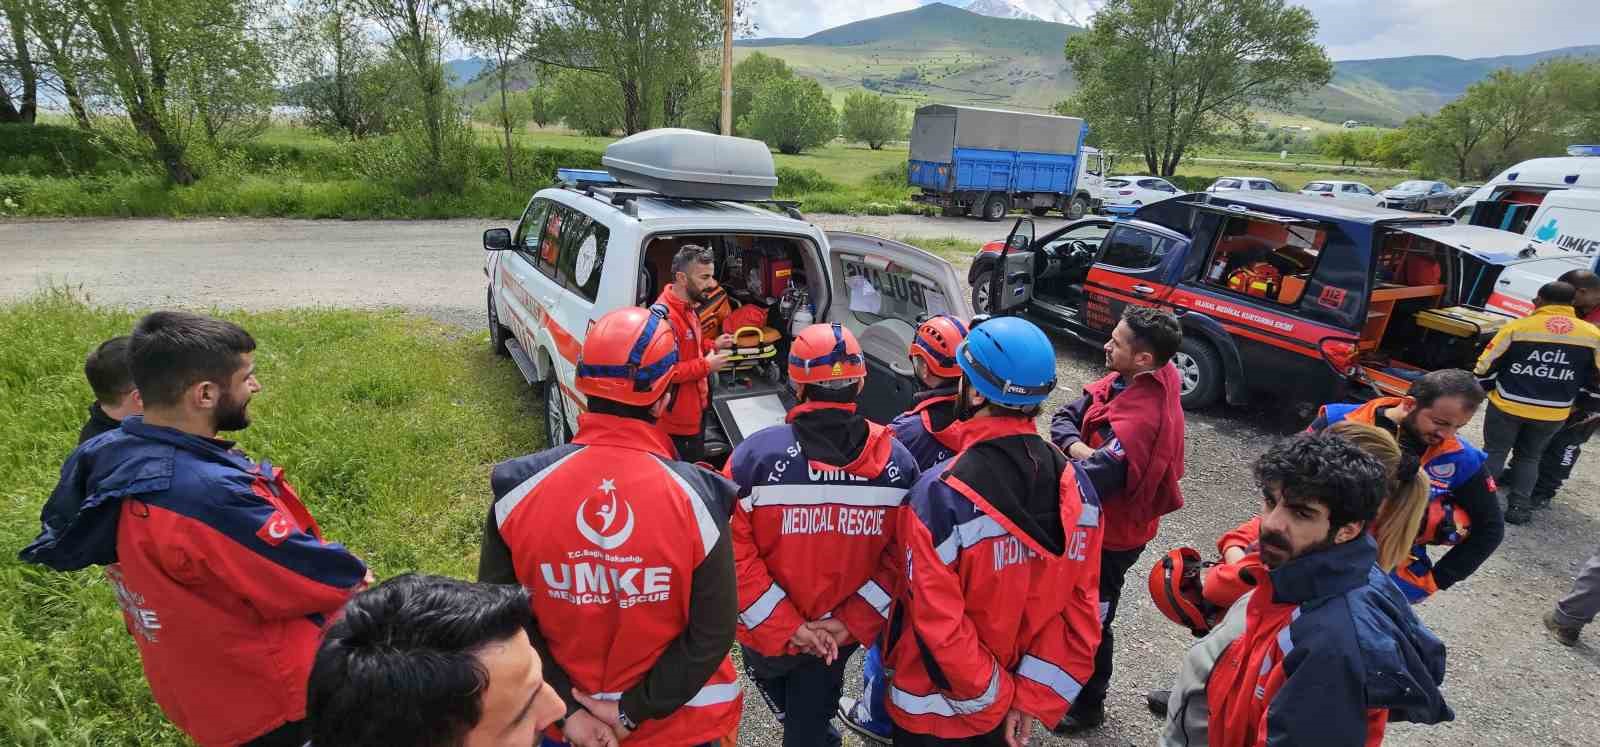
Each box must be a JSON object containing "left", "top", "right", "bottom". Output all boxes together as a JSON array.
[
  {"left": 989, "top": 217, "right": 1036, "bottom": 314},
  {"left": 824, "top": 232, "right": 975, "bottom": 424}
]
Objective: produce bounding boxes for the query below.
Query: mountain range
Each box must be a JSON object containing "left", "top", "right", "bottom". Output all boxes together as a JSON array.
[{"left": 447, "top": 3, "right": 1598, "bottom": 128}]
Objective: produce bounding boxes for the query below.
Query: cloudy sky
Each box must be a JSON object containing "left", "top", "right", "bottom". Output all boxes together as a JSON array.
[{"left": 747, "top": 0, "right": 1596, "bottom": 61}]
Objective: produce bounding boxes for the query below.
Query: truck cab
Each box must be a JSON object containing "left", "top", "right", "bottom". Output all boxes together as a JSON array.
[
  {"left": 968, "top": 192, "right": 1582, "bottom": 409},
  {"left": 484, "top": 129, "right": 972, "bottom": 455}
]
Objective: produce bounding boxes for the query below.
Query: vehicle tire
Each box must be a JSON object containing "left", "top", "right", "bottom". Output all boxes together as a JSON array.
[
  {"left": 1172, "top": 336, "right": 1224, "bottom": 410},
  {"left": 1030, "top": 206, "right": 1051, "bottom": 217},
  {"left": 971, "top": 268, "right": 994, "bottom": 314},
  {"left": 981, "top": 195, "right": 1008, "bottom": 222},
  {"left": 541, "top": 378, "right": 572, "bottom": 447},
  {"left": 487, "top": 290, "right": 511, "bottom": 357},
  {"left": 1067, "top": 195, "right": 1089, "bottom": 220}
]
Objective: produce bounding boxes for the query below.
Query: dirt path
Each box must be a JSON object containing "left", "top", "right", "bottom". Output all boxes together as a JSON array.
[{"left": 3, "top": 216, "right": 1596, "bottom": 746}]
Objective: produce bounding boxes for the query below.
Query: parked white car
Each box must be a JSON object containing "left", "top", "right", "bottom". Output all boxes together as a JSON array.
[
  {"left": 1101, "top": 175, "right": 1184, "bottom": 207},
  {"left": 1205, "top": 176, "right": 1284, "bottom": 193},
  {"left": 483, "top": 129, "right": 971, "bottom": 449},
  {"left": 1299, "top": 180, "right": 1382, "bottom": 206}
]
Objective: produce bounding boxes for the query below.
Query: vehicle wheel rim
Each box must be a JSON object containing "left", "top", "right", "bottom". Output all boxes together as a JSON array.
[
  {"left": 974, "top": 276, "right": 991, "bottom": 312},
  {"left": 1172, "top": 352, "right": 1201, "bottom": 395},
  {"left": 546, "top": 386, "right": 564, "bottom": 445},
  {"left": 988, "top": 201, "right": 1003, "bottom": 219}
]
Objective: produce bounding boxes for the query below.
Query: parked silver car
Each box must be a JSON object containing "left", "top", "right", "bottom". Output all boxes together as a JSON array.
[{"left": 1379, "top": 180, "right": 1454, "bottom": 213}]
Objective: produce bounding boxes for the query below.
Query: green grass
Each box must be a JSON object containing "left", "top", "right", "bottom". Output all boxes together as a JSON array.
[
  {"left": 0, "top": 121, "right": 1430, "bottom": 220},
  {"left": 0, "top": 291, "right": 541, "bottom": 745}
]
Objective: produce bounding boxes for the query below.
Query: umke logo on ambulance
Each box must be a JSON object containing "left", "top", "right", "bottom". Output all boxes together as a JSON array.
[{"left": 541, "top": 478, "right": 674, "bottom": 609}]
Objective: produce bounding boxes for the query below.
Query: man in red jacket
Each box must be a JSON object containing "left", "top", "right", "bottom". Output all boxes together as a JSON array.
[
  {"left": 22, "top": 311, "right": 371, "bottom": 747},
  {"left": 655, "top": 244, "right": 735, "bottom": 462},
  {"left": 886, "top": 316, "right": 1103, "bottom": 746},
  {"left": 479, "top": 306, "right": 743, "bottom": 747},
  {"left": 1050, "top": 305, "right": 1186, "bottom": 734},
  {"left": 725, "top": 323, "right": 921, "bottom": 747}
]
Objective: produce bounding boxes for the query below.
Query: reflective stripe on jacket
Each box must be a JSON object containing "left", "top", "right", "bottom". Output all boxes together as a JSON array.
[{"left": 1474, "top": 305, "right": 1600, "bottom": 421}]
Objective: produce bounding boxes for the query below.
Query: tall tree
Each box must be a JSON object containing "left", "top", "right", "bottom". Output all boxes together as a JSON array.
[
  {"left": 0, "top": 0, "right": 38, "bottom": 123},
  {"left": 450, "top": 0, "right": 534, "bottom": 180},
  {"left": 1063, "top": 0, "right": 1333, "bottom": 176},
  {"left": 1469, "top": 67, "right": 1553, "bottom": 175},
  {"left": 358, "top": 0, "right": 453, "bottom": 177},
  {"left": 1412, "top": 101, "right": 1493, "bottom": 180},
  {"left": 287, "top": 0, "right": 396, "bottom": 138},
  {"left": 530, "top": 0, "right": 745, "bottom": 134},
  {"left": 742, "top": 76, "right": 835, "bottom": 155},
  {"left": 18, "top": 0, "right": 97, "bottom": 129}
]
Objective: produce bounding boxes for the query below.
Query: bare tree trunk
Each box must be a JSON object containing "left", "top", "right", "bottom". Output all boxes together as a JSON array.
[
  {"left": 2, "top": 0, "right": 38, "bottom": 122},
  {"left": 620, "top": 78, "right": 642, "bottom": 135},
  {"left": 80, "top": 0, "right": 196, "bottom": 184},
  {"left": 498, "top": 64, "right": 512, "bottom": 180}
]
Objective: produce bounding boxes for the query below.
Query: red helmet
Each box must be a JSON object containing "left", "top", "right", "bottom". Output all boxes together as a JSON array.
[
  {"left": 909, "top": 314, "right": 969, "bottom": 379},
  {"left": 575, "top": 306, "right": 679, "bottom": 406},
  {"left": 788, "top": 323, "right": 866, "bottom": 385},
  {"left": 1148, "top": 547, "right": 1217, "bottom": 637}
]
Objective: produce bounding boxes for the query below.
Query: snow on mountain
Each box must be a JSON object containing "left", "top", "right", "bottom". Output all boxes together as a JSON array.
[{"left": 961, "top": 0, "right": 1044, "bottom": 22}]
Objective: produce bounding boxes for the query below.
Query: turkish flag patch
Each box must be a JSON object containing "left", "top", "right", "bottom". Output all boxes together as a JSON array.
[{"left": 256, "top": 510, "right": 296, "bottom": 546}]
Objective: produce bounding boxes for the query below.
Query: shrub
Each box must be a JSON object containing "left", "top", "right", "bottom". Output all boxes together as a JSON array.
[
  {"left": 742, "top": 78, "right": 837, "bottom": 155},
  {"left": 840, "top": 92, "right": 906, "bottom": 150},
  {"left": 0, "top": 124, "right": 136, "bottom": 176},
  {"left": 774, "top": 167, "right": 840, "bottom": 196}
]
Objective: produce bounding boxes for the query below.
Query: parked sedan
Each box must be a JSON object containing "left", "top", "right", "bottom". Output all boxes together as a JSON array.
[
  {"left": 1102, "top": 175, "right": 1184, "bottom": 208},
  {"left": 1380, "top": 180, "right": 1455, "bottom": 213},
  {"left": 1206, "top": 176, "right": 1285, "bottom": 192},
  {"left": 1299, "top": 180, "right": 1382, "bottom": 206}
]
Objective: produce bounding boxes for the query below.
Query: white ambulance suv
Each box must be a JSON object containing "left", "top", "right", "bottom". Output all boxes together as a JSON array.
[{"left": 483, "top": 129, "right": 972, "bottom": 450}]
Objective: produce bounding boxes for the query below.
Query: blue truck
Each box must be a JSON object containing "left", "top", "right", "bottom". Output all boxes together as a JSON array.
[{"left": 908, "top": 104, "right": 1108, "bottom": 221}]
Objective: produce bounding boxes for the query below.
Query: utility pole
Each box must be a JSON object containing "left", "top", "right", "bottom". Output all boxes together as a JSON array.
[{"left": 720, "top": 0, "right": 733, "bottom": 135}]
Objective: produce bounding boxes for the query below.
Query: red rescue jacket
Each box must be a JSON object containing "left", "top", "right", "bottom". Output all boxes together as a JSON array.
[
  {"left": 884, "top": 417, "right": 1103, "bottom": 738},
  {"left": 724, "top": 403, "right": 921, "bottom": 655},
  {"left": 23, "top": 417, "right": 368, "bottom": 746},
  {"left": 490, "top": 413, "right": 742, "bottom": 746},
  {"left": 1081, "top": 364, "right": 1186, "bottom": 550},
  {"left": 656, "top": 286, "right": 717, "bottom": 437}
]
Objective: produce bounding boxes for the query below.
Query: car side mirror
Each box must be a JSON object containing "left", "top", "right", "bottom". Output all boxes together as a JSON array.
[{"left": 483, "top": 228, "right": 512, "bottom": 251}]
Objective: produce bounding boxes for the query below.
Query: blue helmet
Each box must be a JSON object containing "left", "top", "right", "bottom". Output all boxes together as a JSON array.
[{"left": 956, "top": 316, "right": 1057, "bottom": 407}]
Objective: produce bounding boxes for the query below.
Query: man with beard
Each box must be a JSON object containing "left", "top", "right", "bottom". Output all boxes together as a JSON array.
[
  {"left": 1162, "top": 433, "right": 1452, "bottom": 746},
  {"left": 1307, "top": 368, "right": 1502, "bottom": 603},
  {"left": 655, "top": 244, "right": 736, "bottom": 462},
  {"left": 838, "top": 314, "right": 969, "bottom": 744},
  {"left": 1050, "top": 305, "right": 1186, "bottom": 734},
  {"left": 21, "top": 311, "right": 370, "bottom": 747},
  {"left": 725, "top": 323, "right": 920, "bottom": 747}
]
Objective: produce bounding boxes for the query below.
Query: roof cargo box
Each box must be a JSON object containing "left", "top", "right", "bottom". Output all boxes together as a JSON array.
[{"left": 602, "top": 128, "right": 778, "bottom": 201}]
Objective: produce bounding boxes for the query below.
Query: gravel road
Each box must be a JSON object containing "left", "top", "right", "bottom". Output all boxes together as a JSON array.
[{"left": 4, "top": 217, "right": 1596, "bottom": 746}]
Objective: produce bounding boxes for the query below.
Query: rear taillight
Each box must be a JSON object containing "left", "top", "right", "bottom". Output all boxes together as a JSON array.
[{"left": 1319, "top": 337, "right": 1359, "bottom": 376}]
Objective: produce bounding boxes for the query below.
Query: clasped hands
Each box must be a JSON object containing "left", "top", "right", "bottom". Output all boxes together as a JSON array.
[{"left": 790, "top": 618, "right": 851, "bottom": 664}]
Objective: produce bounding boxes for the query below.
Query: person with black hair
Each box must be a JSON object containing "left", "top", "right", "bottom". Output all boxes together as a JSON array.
[
  {"left": 722, "top": 323, "right": 920, "bottom": 747},
  {"left": 1308, "top": 368, "right": 1502, "bottom": 602},
  {"left": 1526, "top": 269, "right": 1600, "bottom": 512},
  {"left": 1050, "top": 305, "right": 1186, "bottom": 734},
  {"left": 1162, "top": 433, "right": 1453, "bottom": 746},
  {"left": 1475, "top": 280, "right": 1600, "bottom": 524},
  {"left": 307, "top": 574, "right": 568, "bottom": 747},
  {"left": 21, "top": 311, "right": 370, "bottom": 747},
  {"left": 478, "top": 306, "right": 743, "bottom": 747},
  {"left": 654, "top": 244, "right": 736, "bottom": 462},
  {"left": 79, "top": 335, "right": 143, "bottom": 443}
]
